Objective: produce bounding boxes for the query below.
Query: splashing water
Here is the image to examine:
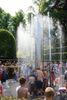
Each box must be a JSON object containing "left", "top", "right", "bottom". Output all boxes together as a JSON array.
[
  {"left": 17, "top": 23, "right": 35, "bottom": 65},
  {"left": 17, "top": 14, "right": 64, "bottom": 89}
]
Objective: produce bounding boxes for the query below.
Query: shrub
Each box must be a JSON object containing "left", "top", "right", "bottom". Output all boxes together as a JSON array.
[{"left": 0, "top": 29, "right": 16, "bottom": 59}]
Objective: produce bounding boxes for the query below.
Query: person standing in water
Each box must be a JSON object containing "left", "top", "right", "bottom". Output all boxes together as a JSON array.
[{"left": 17, "top": 77, "right": 30, "bottom": 99}]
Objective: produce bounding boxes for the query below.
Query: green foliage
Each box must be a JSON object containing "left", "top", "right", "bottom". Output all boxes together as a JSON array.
[
  {"left": 0, "top": 7, "right": 26, "bottom": 38},
  {"left": 0, "top": 8, "right": 11, "bottom": 29},
  {"left": 15, "top": 10, "right": 26, "bottom": 25},
  {"left": 27, "top": 12, "right": 34, "bottom": 23},
  {"left": 27, "top": 6, "right": 35, "bottom": 23},
  {"left": 39, "top": 0, "right": 48, "bottom": 15},
  {"left": 0, "top": 29, "right": 16, "bottom": 59},
  {"left": 11, "top": 10, "right": 26, "bottom": 37},
  {"left": 37, "top": 0, "right": 67, "bottom": 24},
  {"left": 0, "top": 7, "right": 26, "bottom": 59},
  {"left": 37, "top": 0, "right": 67, "bottom": 61}
]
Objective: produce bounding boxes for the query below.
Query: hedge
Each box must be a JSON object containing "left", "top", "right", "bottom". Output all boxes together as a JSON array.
[{"left": 0, "top": 29, "right": 16, "bottom": 59}]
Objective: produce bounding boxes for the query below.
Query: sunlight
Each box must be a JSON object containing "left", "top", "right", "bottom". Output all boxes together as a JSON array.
[{"left": 0, "top": 0, "right": 33, "bottom": 15}]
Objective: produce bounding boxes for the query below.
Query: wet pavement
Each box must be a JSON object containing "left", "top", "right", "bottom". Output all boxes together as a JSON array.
[{"left": 3, "top": 80, "right": 19, "bottom": 97}]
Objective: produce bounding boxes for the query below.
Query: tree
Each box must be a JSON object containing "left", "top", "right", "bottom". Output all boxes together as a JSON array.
[
  {"left": 37, "top": 0, "right": 67, "bottom": 41},
  {"left": 27, "top": 6, "right": 35, "bottom": 23},
  {"left": 0, "top": 8, "right": 26, "bottom": 59},
  {"left": 0, "top": 29, "right": 16, "bottom": 59},
  {"left": 0, "top": 7, "right": 11, "bottom": 30},
  {"left": 9, "top": 10, "right": 26, "bottom": 38},
  {"left": 0, "top": 8, "right": 26, "bottom": 38},
  {"left": 35, "top": 0, "right": 67, "bottom": 61}
]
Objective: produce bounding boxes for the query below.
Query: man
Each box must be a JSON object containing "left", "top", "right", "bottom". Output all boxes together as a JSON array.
[
  {"left": 17, "top": 77, "right": 30, "bottom": 99},
  {"left": 35, "top": 67, "right": 44, "bottom": 95}
]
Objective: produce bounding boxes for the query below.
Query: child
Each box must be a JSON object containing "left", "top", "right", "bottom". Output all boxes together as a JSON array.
[{"left": 44, "top": 87, "right": 55, "bottom": 100}]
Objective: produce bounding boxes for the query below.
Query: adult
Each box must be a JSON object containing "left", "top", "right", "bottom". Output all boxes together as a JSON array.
[
  {"left": 35, "top": 67, "right": 44, "bottom": 95},
  {"left": 28, "top": 75, "right": 36, "bottom": 96},
  {"left": 17, "top": 77, "right": 30, "bottom": 99}
]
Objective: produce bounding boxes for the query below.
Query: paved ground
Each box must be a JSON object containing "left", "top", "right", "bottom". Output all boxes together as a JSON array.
[{"left": 3, "top": 80, "right": 19, "bottom": 97}]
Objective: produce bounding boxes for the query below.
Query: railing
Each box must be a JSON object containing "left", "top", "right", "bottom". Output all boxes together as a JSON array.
[{"left": 43, "top": 45, "right": 67, "bottom": 62}]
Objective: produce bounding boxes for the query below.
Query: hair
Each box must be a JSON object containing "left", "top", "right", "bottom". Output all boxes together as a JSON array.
[
  {"left": 45, "top": 87, "right": 54, "bottom": 98},
  {"left": 19, "top": 77, "right": 26, "bottom": 85}
]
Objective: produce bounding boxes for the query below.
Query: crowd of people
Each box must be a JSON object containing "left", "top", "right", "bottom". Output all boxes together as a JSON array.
[
  {"left": 0, "top": 60, "right": 19, "bottom": 83},
  {"left": 0, "top": 60, "right": 67, "bottom": 100},
  {"left": 17, "top": 77, "right": 55, "bottom": 100}
]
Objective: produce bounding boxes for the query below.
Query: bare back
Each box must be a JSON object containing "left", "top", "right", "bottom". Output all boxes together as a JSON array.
[{"left": 17, "top": 86, "right": 29, "bottom": 99}]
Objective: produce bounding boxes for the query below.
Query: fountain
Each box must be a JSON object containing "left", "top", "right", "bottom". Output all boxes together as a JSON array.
[
  {"left": 57, "top": 22, "right": 63, "bottom": 63},
  {"left": 47, "top": 12, "right": 51, "bottom": 62},
  {"left": 17, "top": 9, "right": 63, "bottom": 72},
  {"left": 34, "top": 14, "right": 43, "bottom": 67},
  {"left": 57, "top": 22, "right": 64, "bottom": 87},
  {"left": 17, "top": 22, "right": 35, "bottom": 67}
]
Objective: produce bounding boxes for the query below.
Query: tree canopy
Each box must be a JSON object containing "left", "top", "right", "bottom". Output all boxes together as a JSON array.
[
  {"left": 33, "top": 0, "right": 67, "bottom": 37},
  {"left": 34, "top": 0, "right": 67, "bottom": 61},
  {"left": 0, "top": 8, "right": 26, "bottom": 38},
  {"left": 0, "top": 29, "right": 16, "bottom": 59},
  {"left": 36, "top": 0, "right": 67, "bottom": 43}
]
